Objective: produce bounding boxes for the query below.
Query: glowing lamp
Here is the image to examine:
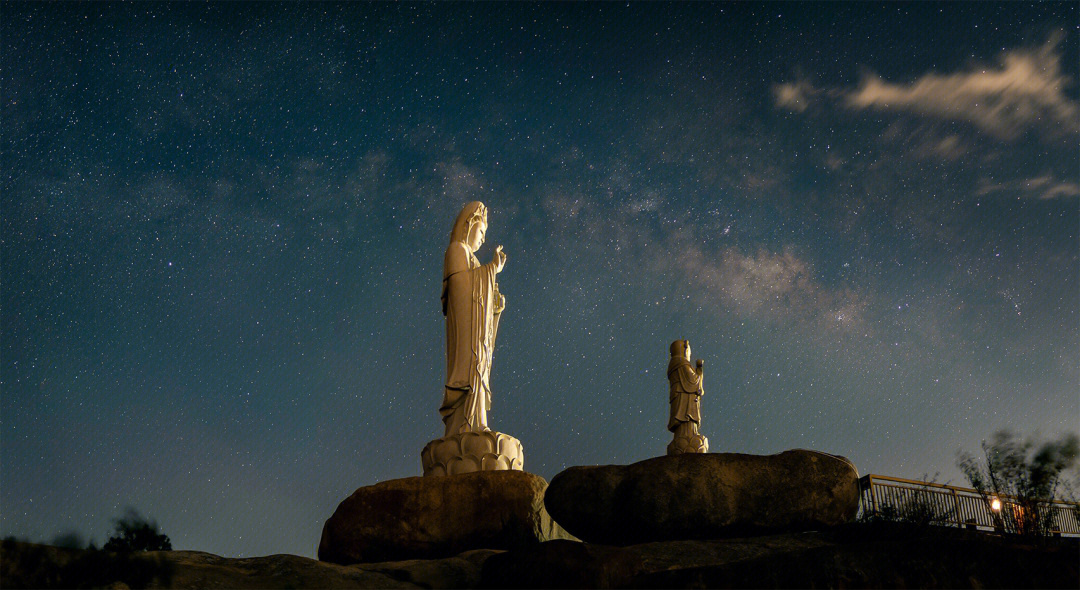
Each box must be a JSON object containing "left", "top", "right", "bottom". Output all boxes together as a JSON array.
[{"left": 990, "top": 498, "right": 1001, "bottom": 511}]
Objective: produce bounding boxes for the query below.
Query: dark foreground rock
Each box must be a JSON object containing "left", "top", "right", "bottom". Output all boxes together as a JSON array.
[
  {"left": 0, "top": 539, "right": 500, "bottom": 589},
  {"left": 319, "top": 470, "right": 574, "bottom": 564},
  {"left": 544, "top": 450, "right": 859, "bottom": 545},
  {"left": 5, "top": 526, "right": 1076, "bottom": 589},
  {"left": 481, "top": 526, "right": 1080, "bottom": 589}
]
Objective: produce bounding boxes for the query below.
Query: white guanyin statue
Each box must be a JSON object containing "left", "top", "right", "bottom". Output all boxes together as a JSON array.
[
  {"left": 440, "top": 201, "right": 506, "bottom": 436},
  {"left": 421, "top": 202, "right": 523, "bottom": 476}
]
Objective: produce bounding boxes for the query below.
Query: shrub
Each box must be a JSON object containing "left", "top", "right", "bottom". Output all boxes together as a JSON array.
[
  {"left": 1, "top": 537, "right": 174, "bottom": 589},
  {"left": 958, "top": 430, "right": 1079, "bottom": 537},
  {"left": 102, "top": 508, "right": 172, "bottom": 553},
  {"left": 49, "top": 531, "right": 87, "bottom": 550}
]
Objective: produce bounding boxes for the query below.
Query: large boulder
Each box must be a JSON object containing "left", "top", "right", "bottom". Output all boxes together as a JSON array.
[
  {"left": 319, "top": 470, "right": 575, "bottom": 564},
  {"left": 544, "top": 450, "right": 859, "bottom": 545}
]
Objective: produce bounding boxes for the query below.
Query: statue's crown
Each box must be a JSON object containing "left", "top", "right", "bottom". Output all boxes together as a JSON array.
[{"left": 471, "top": 203, "right": 488, "bottom": 222}]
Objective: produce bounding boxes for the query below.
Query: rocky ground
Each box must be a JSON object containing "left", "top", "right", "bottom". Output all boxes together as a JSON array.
[{"left": 3, "top": 523, "right": 1076, "bottom": 589}]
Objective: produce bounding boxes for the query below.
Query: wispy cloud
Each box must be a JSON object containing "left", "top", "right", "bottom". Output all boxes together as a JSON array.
[
  {"left": 845, "top": 36, "right": 1079, "bottom": 139},
  {"left": 976, "top": 175, "right": 1080, "bottom": 200},
  {"left": 773, "top": 80, "right": 818, "bottom": 113},
  {"left": 879, "top": 122, "right": 970, "bottom": 162}
]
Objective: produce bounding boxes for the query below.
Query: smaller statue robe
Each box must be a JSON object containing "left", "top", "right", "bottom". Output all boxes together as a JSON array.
[{"left": 667, "top": 356, "right": 703, "bottom": 437}]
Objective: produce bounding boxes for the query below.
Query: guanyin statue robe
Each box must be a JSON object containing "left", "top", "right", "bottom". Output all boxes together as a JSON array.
[{"left": 441, "top": 240, "right": 501, "bottom": 436}]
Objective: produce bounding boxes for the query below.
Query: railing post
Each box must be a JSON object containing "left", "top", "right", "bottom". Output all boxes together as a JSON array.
[
  {"left": 868, "top": 475, "right": 879, "bottom": 516},
  {"left": 950, "top": 487, "right": 961, "bottom": 526}
]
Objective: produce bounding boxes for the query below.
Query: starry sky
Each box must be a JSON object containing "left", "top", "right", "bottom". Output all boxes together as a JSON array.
[{"left": 3, "top": 2, "right": 1077, "bottom": 559}]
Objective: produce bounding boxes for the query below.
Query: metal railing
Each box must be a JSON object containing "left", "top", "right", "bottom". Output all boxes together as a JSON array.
[{"left": 859, "top": 474, "right": 1080, "bottom": 536}]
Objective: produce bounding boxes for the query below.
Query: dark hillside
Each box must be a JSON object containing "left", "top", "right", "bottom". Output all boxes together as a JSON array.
[{"left": 4, "top": 525, "right": 1076, "bottom": 589}]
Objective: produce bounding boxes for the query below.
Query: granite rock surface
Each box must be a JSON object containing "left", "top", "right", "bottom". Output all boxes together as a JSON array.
[
  {"left": 544, "top": 450, "right": 860, "bottom": 545},
  {"left": 480, "top": 526, "right": 1079, "bottom": 589},
  {"left": 0, "top": 539, "right": 500, "bottom": 589},
  {"left": 319, "top": 470, "right": 573, "bottom": 564},
  {"left": 5, "top": 526, "right": 1076, "bottom": 589}
]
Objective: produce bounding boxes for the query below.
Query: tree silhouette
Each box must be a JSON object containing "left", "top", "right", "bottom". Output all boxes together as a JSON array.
[
  {"left": 102, "top": 508, "right": 172, "bottom": 553},
  {"left": 958, "top": 430, "right": 1079, "bottom": 537}
]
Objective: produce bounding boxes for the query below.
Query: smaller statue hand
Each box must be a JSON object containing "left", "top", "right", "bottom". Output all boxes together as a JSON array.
[
  {"left": 493, "top": 245, "right": 507, "bottom": 272},
  {"left": 494, "top": 293, "right": 506, "bottom": 314},
  {"left": 696, "top": 359, "right": 704, "bottom": 369}
]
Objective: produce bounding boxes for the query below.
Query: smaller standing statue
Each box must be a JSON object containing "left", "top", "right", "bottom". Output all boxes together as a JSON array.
[{"left": 667, "top": 339, "right": 709, "bottom": 455}]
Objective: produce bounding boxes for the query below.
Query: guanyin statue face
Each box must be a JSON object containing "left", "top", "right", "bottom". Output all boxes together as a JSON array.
[
  {"left": 467, "top": 219, "right": 487, "bottom": 252},
  {"left": 684, "top": 342, "right": 692, "bottom": 360}
]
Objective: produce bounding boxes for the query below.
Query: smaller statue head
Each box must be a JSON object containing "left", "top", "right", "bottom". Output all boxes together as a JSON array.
[
  {"left": 670, "top": 339, "right": 690, "bottom": 360},
  {"left": 450, "top": 201, "right": 489, "bottom": 252}
]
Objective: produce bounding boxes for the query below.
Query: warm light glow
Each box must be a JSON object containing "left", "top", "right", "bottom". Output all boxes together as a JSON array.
[{"left": 990, "top": 498, "right": 1002, "bottom": 511}]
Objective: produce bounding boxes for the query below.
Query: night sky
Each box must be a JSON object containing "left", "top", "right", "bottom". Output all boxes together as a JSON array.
[{"left": 3, "top": 2, "right": 1077, "bottom": 559}]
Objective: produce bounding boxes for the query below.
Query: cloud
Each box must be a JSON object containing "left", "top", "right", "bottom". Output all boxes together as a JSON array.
[
  {"left": 879, "top": 122, "right": 970, "bottom": 162},
  {"left": 773, "top": 80, "right": 818, "bottom": 113},
  {"left": 976, "top": 175, "right": 1080, "bottom": 200},
  {"left": 845, "top": 37, "right": 1079, "bottom": 139},
  {"left": 1037, "top": 179, "right": 1080, "bottom": 200},
  {"left": 676, "top": 244, "right": 866, "bottom": 329},
  {"left": 927, "top": 135, "right": 966, "bottom": 160}
]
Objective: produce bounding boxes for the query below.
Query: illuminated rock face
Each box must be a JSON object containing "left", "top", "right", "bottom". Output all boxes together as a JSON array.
[
  {"left": 544, "top": 450, "right": 860, "bottom": 545},
  {"left": 318, "top": 470, "right": 573, "bottom": 565}
]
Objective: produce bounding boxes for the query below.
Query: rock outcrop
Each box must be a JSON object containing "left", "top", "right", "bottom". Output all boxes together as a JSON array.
[
  {"left": 6, "top": 526, "right": 1078, "bottom": 589},
  {"left": 544, "top": 450, "right": 860, "bottom": 545},
  {"left": 0, "top": 539, "right": 501, "bottom": 589},
  {"left": 480, "top": 526, "right": 1080, "bottom": 589},
  {"left": 319, "top": 470, "right": 574, "bottom": 564}
]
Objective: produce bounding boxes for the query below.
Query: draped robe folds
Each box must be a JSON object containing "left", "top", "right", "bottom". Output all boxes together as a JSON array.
[
  {"left": 441, "top": 241, "right": 501, "bottom": 436},
  {"left": 667, "top": 356, "right": 703, "bottom": 434}
]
